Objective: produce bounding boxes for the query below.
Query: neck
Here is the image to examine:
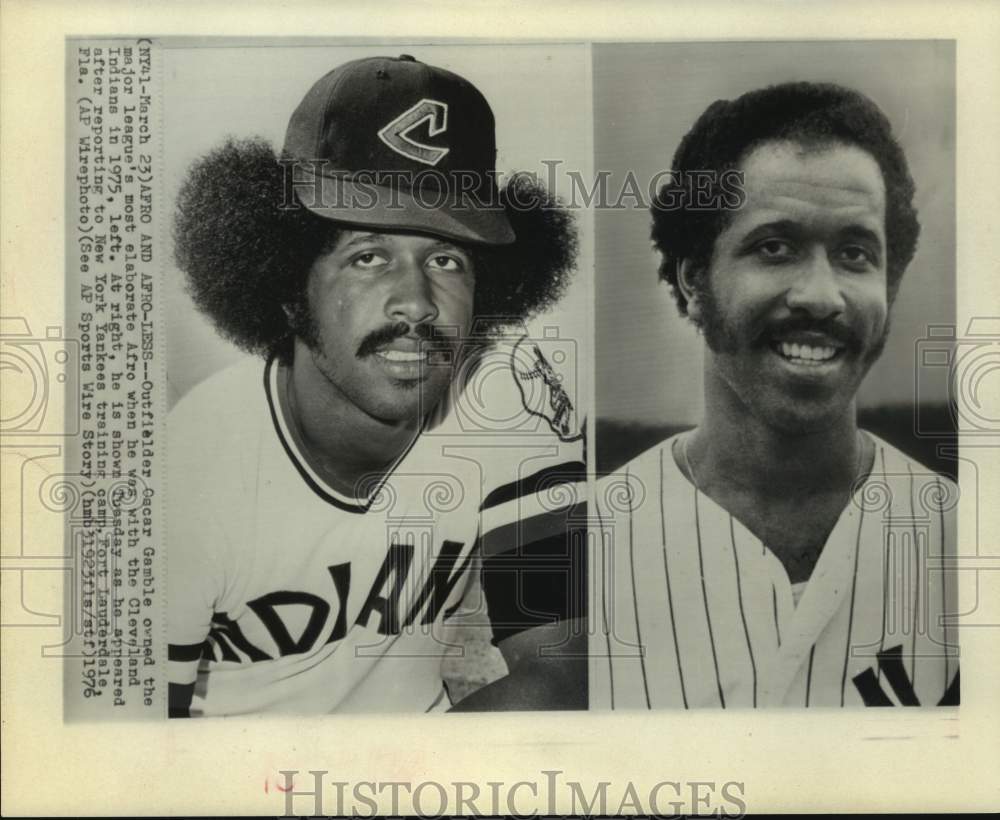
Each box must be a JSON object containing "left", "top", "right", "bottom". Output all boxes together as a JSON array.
[
  {"left": 279, "top": 346, "right": 420, "bottom": 497},
  {"left": 690, "top": 365, "right": 863, "bottom": 499}
]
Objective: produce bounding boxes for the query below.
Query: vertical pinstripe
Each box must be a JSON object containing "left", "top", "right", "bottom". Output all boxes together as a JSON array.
[
  {"left": 805, "top": 645, "right": 816, "bottom": 706},
  {"left": 936, "top": 476, "right": 949, "bottom": 691},
  {"left": 625, "top": 466, "right": 651, "bottom": 708},
  {"left": 693, "top": 486, "right": 726, "bottom": 708},
  {"left": 772, "top": 585, "right": 782, "bottom": 647},
  {"left": 659, "top": 448, "right": 688, "bottom": 708},
  {"left": 877, "top": 445, "right": 889, "bottom": 686},
  {"left": 840, "top": 500, "right": 866, "bottom": 706},
  {"left": 424, "top": 686, "right": 447, "bottom": 712},
  {"left": 765, "top": 539, "right": 782, "bottom": 648},
  {"left": 729, "top": 515, "right": 757, "bottom": 707},
  {"left": 595, "top": 432, "right": 953, "bottom": 710}
]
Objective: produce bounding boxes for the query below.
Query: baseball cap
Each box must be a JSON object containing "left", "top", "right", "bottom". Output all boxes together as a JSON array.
[{"left": 283, "top": 54, "right": 515, "bottom": 245}]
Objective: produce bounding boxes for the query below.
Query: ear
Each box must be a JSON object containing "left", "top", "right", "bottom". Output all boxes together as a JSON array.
[{"left": 676, "top": 258, "right": 703, "bottom": 323}]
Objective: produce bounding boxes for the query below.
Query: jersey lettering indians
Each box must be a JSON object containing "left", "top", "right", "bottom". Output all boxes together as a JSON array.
[
  {"left": 167, "top": 338, "right": 584, "bottom": 716},
  {"left": 592, "top": 433, "right": 959, "bottom": 709}
]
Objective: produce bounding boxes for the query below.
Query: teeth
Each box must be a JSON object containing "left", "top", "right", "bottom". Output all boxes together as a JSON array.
[
  {"left": 778, "top": 342, "right": 838, "bottom": 362},
  {"left": 377, "top": 350, "right": 426, "bottom": 362}
]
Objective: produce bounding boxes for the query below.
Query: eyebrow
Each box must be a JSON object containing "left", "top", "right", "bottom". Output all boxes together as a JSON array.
[
  {"left": 425, "top": 239, "right": 470, "bottom": 256},
  {"left": 837, "top": 224, "right": 884, "bottom": 251},
  {"left": 739, "top": 219, "right": 884, "bottom": 251}
]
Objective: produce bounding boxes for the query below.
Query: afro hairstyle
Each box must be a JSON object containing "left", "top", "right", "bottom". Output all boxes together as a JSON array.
[{"left": 173, "top": 137, "right": 578, "bottom": 357}]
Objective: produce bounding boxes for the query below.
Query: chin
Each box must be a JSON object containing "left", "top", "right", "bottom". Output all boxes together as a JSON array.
[
  {"left": 365, "top": 395, "right": 422, "bottom": 425},
  {"left": 759, "top": 398, "right": 852, "bottom": 436},
  {"left": 367, "top": 380, "right": 448, "bottom": 424}
]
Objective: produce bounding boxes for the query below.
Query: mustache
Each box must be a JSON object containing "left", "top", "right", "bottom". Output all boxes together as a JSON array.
[
  {"left": 356, "top": 322, "right": 451, "bottom": 359},
  {"left": 761, "top": 316, "right": 861, "bottom": 350}
]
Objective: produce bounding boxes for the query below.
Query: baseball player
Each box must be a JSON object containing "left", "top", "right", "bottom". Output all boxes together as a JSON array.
[
  {"left": 593, "top": 82, "right": 959, "bottom": 709},
  {"left": 167, "top": 55, "right": 586, "bottom": 716}
]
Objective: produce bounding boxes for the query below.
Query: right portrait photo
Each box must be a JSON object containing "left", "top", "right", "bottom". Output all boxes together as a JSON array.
[{"left": 591, "top": 41, "right": 959, "bottom": 709}]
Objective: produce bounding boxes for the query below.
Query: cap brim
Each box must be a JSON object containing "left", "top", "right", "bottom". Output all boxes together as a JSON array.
[{"left": 292, "top": 169, "right": 515, "bottom": 246}]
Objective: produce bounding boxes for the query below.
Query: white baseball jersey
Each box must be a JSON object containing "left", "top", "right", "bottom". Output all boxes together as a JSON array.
[
  {"left": 167, "top": 337, "right": 584, "bottom": 716},
  {"left": 592, "top": 432, "right": 959, "bottom": 709}
]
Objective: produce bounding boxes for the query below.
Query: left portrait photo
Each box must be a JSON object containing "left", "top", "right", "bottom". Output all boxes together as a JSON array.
[{"left": 61, "top": 40, "right": 594, "bottom": 719}]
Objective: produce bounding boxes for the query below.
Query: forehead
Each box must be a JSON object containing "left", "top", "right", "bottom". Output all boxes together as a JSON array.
[
  {"left": 332, "top": 228, "right": 466, "bottom": 251},
  {"left": 724, "top": 140, "right": 887, "bottom": 239}
]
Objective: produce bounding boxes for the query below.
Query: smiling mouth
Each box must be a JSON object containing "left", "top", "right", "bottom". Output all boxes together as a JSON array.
[
  {"left": 375, "top": 349, "right": 427, "bottom": 363},
  {"left": 770, "top": 340, "right": 844, "bottom": 366}
]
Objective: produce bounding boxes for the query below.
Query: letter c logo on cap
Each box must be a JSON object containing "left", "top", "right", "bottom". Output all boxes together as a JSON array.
[{"left": 378, "top": 99, "right": 450, "bottom": 166}]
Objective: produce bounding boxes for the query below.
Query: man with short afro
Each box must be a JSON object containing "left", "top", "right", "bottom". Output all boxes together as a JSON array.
[{"left": 594, "top": 81, "right": 958, "bottom": 710}]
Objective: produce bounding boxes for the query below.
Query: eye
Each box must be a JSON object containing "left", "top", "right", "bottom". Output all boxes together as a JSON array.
[
  {"left": 426, "top": 253, "right": 466, "bottom": 274},
  {"left": 835, "top": 244, "right": 879, "bottom": 271},
  {"left": 753, "top": 238, "right": 796, "bottom": 262},
  {"left": 351, "top": 250, "right": 389, "bottom": 270}
]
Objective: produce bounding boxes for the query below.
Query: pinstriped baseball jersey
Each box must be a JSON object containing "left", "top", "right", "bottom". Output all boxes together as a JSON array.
[
  {"left": 592, "top": 431, "right": 959, "bottom": 709},
  {"left": 167, "top": 336, "right": 583, "bottom": 716}
]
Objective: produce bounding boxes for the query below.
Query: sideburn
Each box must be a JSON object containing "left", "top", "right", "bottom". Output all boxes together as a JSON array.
[{"left": 283, "top": 297, "right": 321, "bottom": 350}]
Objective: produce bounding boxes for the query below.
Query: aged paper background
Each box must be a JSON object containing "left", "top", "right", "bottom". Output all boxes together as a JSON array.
[{"left": 3, "top": 0, "right": 999, "bottom": 814}]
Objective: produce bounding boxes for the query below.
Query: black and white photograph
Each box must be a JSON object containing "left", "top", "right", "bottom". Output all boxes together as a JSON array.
[
  {"left": 592, "top": 41, "right": 960, "bottom": 709},
  {"left": 3, "top": 3, "right": 999, "bottom": 815},
  {"left": 161, "top": 42, "right": 594, "bottom": 716}
]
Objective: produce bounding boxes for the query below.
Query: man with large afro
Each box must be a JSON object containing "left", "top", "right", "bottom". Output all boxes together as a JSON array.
[{"left": 167, "top": 55, "right": 585, "bottom": 717}]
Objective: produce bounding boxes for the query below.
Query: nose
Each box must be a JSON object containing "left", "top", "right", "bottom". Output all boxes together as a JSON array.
[
  {"left": 385, "top": 259, "right": 439, "bottom": 326},
  {"left": 785, "top": 251, "right": 846, "bottom": 318}
]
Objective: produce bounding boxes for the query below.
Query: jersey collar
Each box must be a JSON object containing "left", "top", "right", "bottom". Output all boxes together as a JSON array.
[{"left": 263, "top": 353, "right": 423, "bottom": 514}]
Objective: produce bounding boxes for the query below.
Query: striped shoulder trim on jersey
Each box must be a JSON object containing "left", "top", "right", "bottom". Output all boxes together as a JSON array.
[
  {"left": 168, "top": 641, "right": 210, "bottom": 663},
  {"left": 263, "top": 354, "right": 422, "bottom": 514},
  {"left": 481, "top": 460, "right": 586, "bottom": 511}
]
